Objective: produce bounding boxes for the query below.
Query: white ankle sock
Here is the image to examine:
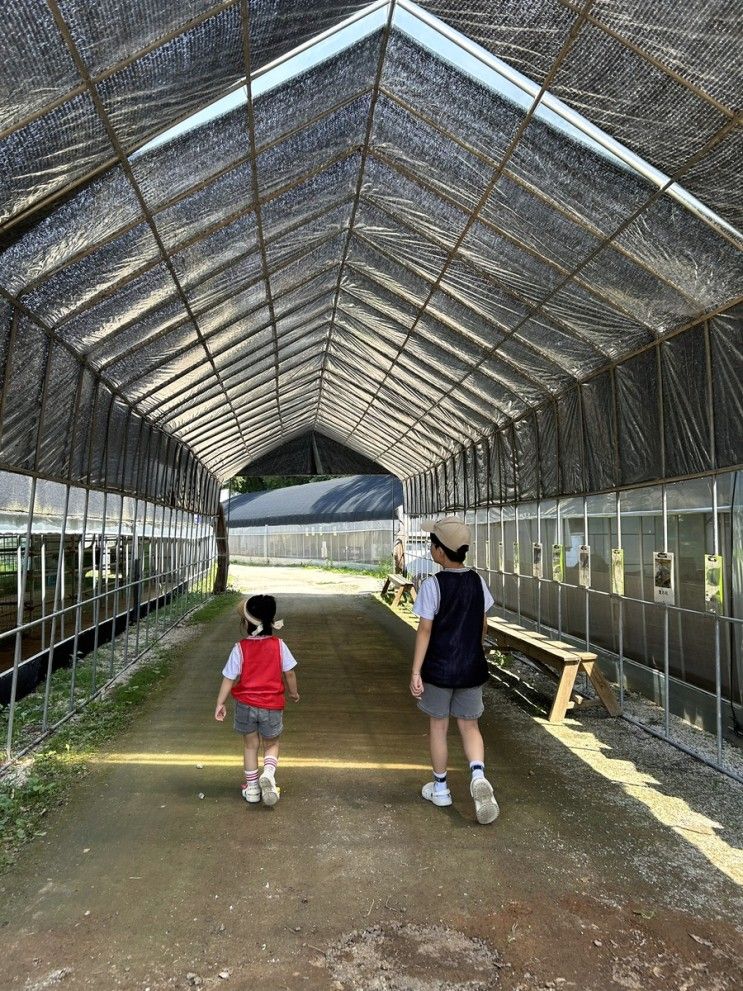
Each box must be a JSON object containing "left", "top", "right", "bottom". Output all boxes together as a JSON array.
[
  {"left": 433, "top": 771, "right": 448, "bottom": 794},
  {"left": 470, "top": 761, "right": 485, "bottom": 781}
]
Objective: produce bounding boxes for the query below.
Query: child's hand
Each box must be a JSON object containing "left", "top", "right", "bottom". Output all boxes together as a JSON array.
[
  {"left": 410, "top": 672, "right": 424, "bottom": 698},
  {"left": 289, "top": 691, "right": 300, "bottom": 703},
  {"left": 214, "top": 703, "right": 227, "bottom": 721}
]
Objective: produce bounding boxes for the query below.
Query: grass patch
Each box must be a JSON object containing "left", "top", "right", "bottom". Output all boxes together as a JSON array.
[
  {"left": 0, "top": 591, "right": 237, "bottom": 874},
  {"left": 186, "top": 590, "right": 241, "bottom": 624}
]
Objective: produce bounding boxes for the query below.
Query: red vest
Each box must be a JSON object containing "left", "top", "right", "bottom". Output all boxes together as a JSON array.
[{"left": 231, "top": 637, "right": 284, "bottom": 710}]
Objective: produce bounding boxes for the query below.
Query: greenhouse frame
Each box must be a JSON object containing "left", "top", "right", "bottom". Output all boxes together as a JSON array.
[{"left": 0, "top": 0, "right": 741, "bottom": 775}]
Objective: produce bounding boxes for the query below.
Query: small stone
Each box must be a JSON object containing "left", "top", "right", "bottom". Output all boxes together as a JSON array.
[
  {"left": 198, "top": 793, "right": 205, "bottom": 800},
  {"left": 196, "top": 763, "right": 204, "bottom": 769},
  {"left": 593, "top": 939, "right": 602, "bottom": 947},
  {"left": 218, "top": 970, "right": 230, "bottom": 979}
]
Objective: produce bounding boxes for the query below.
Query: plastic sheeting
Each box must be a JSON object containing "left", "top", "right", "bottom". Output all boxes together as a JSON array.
[{"left": 0, "top": 0, "right": 740, "bottom": 514}]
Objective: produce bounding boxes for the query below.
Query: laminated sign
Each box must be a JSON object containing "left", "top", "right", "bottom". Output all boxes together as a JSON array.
[
  {"left": 704, "top": 554, "right": 723, "bottom": 613},
  {"left": 512, "top": 541, "right": 520, "bottom": 575},
  {"left": 498, "top": 541, "right": 504, "bottom": 574},
  {"left": 551, "top": 544, "right": 564, "bottom": 583},
  {"left": 578, "top": 545, "right": 591, "bottom": 588},
  {"left": 611, "top": 548, "right": 625, "bottom": 596},
  {"left": 653, "top": 551, "right": 675, "bottom": 605},
  {"left": 532, "top": 542, "right": 543, "bottom": 579}
]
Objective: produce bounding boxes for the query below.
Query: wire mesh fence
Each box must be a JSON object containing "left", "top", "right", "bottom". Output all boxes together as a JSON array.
[{"left": 0, "top": 472, "right": 217, "bottom": 766}]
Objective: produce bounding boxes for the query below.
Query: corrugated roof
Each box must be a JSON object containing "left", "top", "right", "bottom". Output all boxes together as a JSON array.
[
  {"left": 226, "top": 474, "right": 403, "bottom": 525},
  {"left": 0, "top": 1, "right": 740, "bottom": 507}
]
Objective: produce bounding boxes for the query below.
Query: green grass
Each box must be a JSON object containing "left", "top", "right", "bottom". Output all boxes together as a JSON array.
[
  {"left": 186, "top": 590, "right": 241, "bottom": 624},
  {"left": 0, "top": 591, "right": 237, "bottom": 873}
]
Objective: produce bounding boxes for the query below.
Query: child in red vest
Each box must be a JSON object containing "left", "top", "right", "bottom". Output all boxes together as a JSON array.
[{"left": 215, "top": 595, "right": 299, "bottom": 806}]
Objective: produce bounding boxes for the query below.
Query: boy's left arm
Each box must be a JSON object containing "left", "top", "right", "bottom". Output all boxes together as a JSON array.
[{"left": 214, "top": 676, "right": 235, "bottom": 721}]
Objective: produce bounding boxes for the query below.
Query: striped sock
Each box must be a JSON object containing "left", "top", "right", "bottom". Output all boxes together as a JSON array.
[
  {"left": 470, "top": 761, "right": 485, "bottom": 781},
  {"left": 433, "top": 771, "right": 448, "bottom": 795},
  {"left": 244, "top": 768, "right": 259, "bottom": 784},
  {"left": 263, "top": 756, "right": 278, "bottom": 778}
]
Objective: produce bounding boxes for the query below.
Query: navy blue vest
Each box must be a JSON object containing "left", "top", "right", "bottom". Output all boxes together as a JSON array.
[{"left": 420, "top": 570, "right": 488, "bottom": 689}]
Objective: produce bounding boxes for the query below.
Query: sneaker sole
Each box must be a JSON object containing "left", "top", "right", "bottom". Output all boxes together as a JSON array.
[
  {"left": 241, "top": 789, "right": 261, "bottom": 804},
  {"left": 259, "top": 774, "right": 279, "bottom": 807},
  {"left": 471, "top": 779, "right": 499, "bottom": 824}
]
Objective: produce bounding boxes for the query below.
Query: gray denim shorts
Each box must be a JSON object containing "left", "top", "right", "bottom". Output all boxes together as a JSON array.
[
  {"left": 234, "top": 702, "right": 283, "bottom": 738},
  {"left": 417, "top": 683, "right": 484, "bottom": 720}
]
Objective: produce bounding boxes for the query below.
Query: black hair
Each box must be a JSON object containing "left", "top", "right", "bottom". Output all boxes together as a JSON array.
[
  {"left": 244, "top": 594, "right": 277, "bottom": 636},
  {"left": 430, "top": 532, "right": 468, "bottom": 564}
]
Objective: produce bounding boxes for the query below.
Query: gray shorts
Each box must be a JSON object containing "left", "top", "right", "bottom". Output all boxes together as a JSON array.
[
  {"left": 417, "top": 683, "right": 484, "bottom": 720},
  {"left": 234, "top": 702, "right": 283, "bottom": 738}
]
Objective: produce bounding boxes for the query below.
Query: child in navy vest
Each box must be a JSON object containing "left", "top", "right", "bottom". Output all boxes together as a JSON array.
[
  {"left": 215, "top": 595, "right": 299, "bottom": 806},
  {"left": 410, "top": 518, "right": 499, "bottom": 824}
]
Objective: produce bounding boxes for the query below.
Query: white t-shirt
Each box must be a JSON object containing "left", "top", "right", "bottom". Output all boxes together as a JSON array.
[
  {"left": 412, "top": 570, "right": 494, "bottom": 622},
  {"left": 222, "top": 637, "right": 298, "bottom": 679}
]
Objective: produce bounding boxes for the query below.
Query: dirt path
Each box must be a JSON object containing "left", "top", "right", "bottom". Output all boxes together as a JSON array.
[{"left": 2, "top": 567, "right": 741, "bottom": 991}]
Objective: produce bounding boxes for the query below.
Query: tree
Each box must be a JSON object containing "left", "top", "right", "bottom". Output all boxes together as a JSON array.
[{"left": 228, "top": 475, "right": 334, "bottom": 494}]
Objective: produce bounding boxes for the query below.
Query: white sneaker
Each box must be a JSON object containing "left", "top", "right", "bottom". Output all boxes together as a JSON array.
[
  {"left": 259, "top": 771, "right": 280, "bottom": 807},
  {"left": 241, "top": 782, "right": 261, "bottom": 804},
  {"left": 470, "top": 777, "right": 499, "bottom": 824},
  {"left": 421, "top": 781, "right": 453, "bottom": 807}
]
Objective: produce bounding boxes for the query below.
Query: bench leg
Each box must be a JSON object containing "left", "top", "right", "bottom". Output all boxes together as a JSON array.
[
  {"left": 392, "top": 586, "right": 405, "bottom": 607},
  {"left": 548, "top": 661, "right": 581, "bottom": 723},
  {"left": 581, "top": 660, "right": 621, "bottom": 716},
  {"left": 381, "top": 578, "right": 391, "bottom": 596}
]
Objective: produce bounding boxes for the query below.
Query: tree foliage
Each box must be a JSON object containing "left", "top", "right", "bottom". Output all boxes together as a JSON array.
[{"left": 228, "top": 475, "right": 333, "bottom": 494}]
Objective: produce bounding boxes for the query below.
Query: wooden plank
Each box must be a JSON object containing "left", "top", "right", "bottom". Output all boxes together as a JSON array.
[
  {"left": 486, "top": 616, "right": 620, "bottom": 722},
  {"left": 384, "top": 573, "right": 415, "bottom": 606},
  {"left": 581, "top": 659, "right": 621, "bottom": 716},
  {"left": 549, "top": 661, "right": 581, "bottom": 723}
]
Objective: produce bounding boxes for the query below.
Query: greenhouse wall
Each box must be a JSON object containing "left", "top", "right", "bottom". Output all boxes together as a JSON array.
[
  {"left": 230, "top": 519, "right": 395, "bottom": 571},
  {"left": 0, "top": 468, "right": 217, "bottom": 760},
  {"left": 405, "top": 470, "right": 742, "bottom": 768}
]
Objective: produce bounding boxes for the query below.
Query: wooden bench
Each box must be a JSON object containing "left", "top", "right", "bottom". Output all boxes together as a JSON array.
[
  {"left": 381, "top": 573, "right": 417, "bottom": 607},
  {"left": 486, "top": 617, "right": 620, "bottom": 724}
]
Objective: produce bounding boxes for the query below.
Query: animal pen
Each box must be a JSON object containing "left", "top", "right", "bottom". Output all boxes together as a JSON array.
[{"left": 0, "top": 1, "right": 741, "bottom": 779}]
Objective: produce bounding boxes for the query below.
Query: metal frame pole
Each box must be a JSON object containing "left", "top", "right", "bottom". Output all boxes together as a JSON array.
[
  {"left": 662, "top": 483, "right": 670, "bottom": 738},
  {"left": 42, "top": 484, "right": 71, "bottom": 728},
  {"left": 515, "top": 502, "right": 522, "bottom": 624},
  {"left": 536, "top": 498, "right": 542, "bottom": 633},
  {"left": 712, "top": 474, "right": 723, "bottom": 762},
  {"left": 557, "top": 498, "right": 563, "bottom": 640},
  {"left": 91, "top": 394, "right": 114, "bottom": 691},
  {"left": 584, "top": 495, "right": 590, "bottom": 651},
  {"left": 499, "top": 503, "right": 506, "bottom": 619},
  {"left": 5, "top": 476, "right": 37, "bottom": 758},
  {"left": 616, "top": 490, "right": 625, "bottom": 709}
]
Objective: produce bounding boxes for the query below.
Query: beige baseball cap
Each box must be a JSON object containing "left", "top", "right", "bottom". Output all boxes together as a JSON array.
[{"left": 421, "top": 516, "right": 471, "bottom": 552}]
